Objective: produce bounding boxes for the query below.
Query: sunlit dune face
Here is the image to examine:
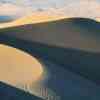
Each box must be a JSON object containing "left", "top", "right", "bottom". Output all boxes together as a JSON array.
[
  {"left": 0, "top": 44, "right": 43, "bottom": 87},
  {"left": 12, "top": 13, "right": 66, "bottom": 25},
  {"left": 0, "top": 12, "right": 67, "bottom": 28}
]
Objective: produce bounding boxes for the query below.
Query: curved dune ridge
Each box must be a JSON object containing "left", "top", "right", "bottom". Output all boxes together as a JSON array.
[
  {"left": 0, "top": 12, "right": 67, "bottom": 28},
  {"left": 0, "top": 44, "right": 57, "bottom": 99},
  {"left": 0, "top": 11, "right": 99, "bottom": 29},
  {"left": 0, "top": 44, "right": 44, "bottom": 87}
]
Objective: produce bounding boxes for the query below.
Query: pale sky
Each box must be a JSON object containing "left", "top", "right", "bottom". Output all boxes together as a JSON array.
[{"left": 0, "top": 0, "right": 100, "bottom": 19}]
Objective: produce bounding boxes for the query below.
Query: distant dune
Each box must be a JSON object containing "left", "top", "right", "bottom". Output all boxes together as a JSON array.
[
  {"left": 0, "top": 16, "right": 14, "bottom": 23},
  {"left": 0, "top": 82, "right": 43, "bottom": 100}
]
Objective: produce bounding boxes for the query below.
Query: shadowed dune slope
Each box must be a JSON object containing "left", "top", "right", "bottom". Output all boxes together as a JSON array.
[
  {"left": 0, "top": 82, "right": 43, "bottom": 100},
  {"left": 0, "top": 18, "right": 100, "bottom": 52}
]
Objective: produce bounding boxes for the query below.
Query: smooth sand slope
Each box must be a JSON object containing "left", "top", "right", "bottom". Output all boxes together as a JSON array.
[{"left": 0, "top": 44, "right": 43, "bottom": 86}]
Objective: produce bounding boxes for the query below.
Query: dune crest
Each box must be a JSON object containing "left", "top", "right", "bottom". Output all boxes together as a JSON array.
[{"left": 0, "top": 12, "right": 67, "bottom": 28}]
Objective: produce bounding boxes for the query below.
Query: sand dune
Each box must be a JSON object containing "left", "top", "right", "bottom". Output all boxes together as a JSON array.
[
  {"left": 0, "top": 44, "right": 43, "bottom": 86},
  {"left": 1, "top": 18, "right": 100, "bottom": 99}
]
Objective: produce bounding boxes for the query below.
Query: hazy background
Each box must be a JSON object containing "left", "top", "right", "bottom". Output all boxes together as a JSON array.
[{"left": 0, "top": 0, "right": 100, "bottom": 19}]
